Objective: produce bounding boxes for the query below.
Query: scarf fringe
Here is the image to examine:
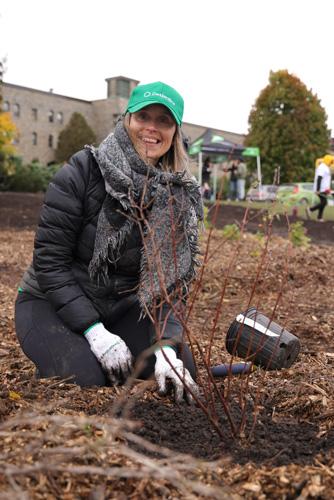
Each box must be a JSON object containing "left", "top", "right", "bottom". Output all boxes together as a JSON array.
[
  {"left": 88, "top": 219, "right": 133, "bottom": 284},
  {"left": 138, "top": 210, "right": 202, "bottom": 312}
]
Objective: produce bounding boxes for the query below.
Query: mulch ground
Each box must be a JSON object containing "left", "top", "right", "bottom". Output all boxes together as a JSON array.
[{"left": 1, "top": 192, "right": 334, "bottom": 499}]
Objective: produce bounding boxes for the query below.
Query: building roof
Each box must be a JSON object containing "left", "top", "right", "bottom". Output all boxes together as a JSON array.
[
  {"left": 105, "top": 75, "right": 140, "bottom": 84},
  {"left": 2, "top": 81, "right": 92, "bottom": 103}
]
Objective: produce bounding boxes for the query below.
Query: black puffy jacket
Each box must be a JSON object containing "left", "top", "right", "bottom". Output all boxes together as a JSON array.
[{"left": 21, "top": 149, "right": 144, "bottom": 333}]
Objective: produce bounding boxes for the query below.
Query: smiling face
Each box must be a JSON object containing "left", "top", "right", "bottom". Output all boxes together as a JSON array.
[{"left": 125, "top": 104, "right": 177, "bottom": 165}]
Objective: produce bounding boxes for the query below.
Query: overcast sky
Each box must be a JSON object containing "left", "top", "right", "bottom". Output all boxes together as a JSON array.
[{"left": 1, "top": 0, "right": 333, "bottom": 136}]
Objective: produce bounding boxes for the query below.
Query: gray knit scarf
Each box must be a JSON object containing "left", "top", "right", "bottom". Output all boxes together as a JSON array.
[{"left": 87, "top": 120, "right": 203, "bottom": 312}]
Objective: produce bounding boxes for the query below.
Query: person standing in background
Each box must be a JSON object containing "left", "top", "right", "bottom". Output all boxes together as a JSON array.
[
  {"left": 226, "top": 160, "right": 238, "bottom": 200},
  {"left": 307, "top": 155, "right": 334, "bottom": 221},
  {"left": 202, "top": 157, "right": 211, "bottom": 185},
  {"left": 201, "top": 157, "right": 212, "bottom": 200},
  {"left": 236, "top": 158, "right": 247, "bottom": 201}
]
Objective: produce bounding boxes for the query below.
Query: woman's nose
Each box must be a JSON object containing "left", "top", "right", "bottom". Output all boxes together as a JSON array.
[{"left": 145, "top": 121, "right": 158, "bottom": 130}]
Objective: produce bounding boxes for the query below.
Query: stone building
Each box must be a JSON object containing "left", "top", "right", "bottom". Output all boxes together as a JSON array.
[{"left": 1, "top": 76, "right": 245, "bottom": 164}]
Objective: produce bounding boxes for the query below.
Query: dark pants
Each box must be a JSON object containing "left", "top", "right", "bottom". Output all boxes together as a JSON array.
[
  {"left": 15, "top": 293, "right": 196, "bottom": 387},
  {"left": 310, "top": 193, "right": 327, "bottom": 220},
  {"left": 229, "top": 179, "right": 237, "bottom": 200}
]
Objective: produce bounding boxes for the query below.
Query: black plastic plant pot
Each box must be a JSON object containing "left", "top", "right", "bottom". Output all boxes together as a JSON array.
[{"left": 225, "top": 307, "right": 300, "bottom": 370}]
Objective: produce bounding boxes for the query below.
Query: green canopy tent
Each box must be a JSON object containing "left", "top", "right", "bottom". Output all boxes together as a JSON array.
[
  {"left": 188, "top": 129, "right": 262, "bottom": 198},
  {"left": 188, "top": 129, "right": 245, "bottom": 199}
]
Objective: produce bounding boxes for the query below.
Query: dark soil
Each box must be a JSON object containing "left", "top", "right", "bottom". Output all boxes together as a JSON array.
[
  {"left": 0, "top": 191, "right": 44, "bottom": 229},
  {"left": 131, "top": 396, "right": 334, "bottom": 466},
  {"left": 207, "top": 202, "right": 334, "bottom": 245},
  {"left": 1, "top": 191, "right": 333, "bottom": 244},
  {"left": 1, "top": 191, "right": 334, "bottom": 498}
]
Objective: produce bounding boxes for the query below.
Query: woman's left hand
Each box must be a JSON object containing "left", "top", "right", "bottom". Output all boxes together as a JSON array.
[
  {"left": 85, "top": 323, "right": 133, "bottom": 384},
  {"left": 154, "top": 347, "right": 199, "bottom": 404}
]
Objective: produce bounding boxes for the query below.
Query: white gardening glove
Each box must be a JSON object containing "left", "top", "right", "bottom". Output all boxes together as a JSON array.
[
  {"left": 154, "top": 346, "right": 199, "bottom": 404},
  {"left": 85, "top": 323, "right": 133, "bottom": 385}
]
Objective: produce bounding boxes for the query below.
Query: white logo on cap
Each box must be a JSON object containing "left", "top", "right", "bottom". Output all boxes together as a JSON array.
[{"left": 143, "top": 91, "right": 176, "bottom": 107}]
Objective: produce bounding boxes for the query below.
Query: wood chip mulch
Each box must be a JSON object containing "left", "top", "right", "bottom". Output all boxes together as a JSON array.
[{"left": 1, "top": 202, "right": 334, "bottom": 498}]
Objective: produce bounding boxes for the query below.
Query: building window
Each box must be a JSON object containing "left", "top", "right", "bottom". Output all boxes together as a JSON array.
[
  {"left": 13, "top": 103, "right": 20, "bottom": 117},
  {"left": 2, "top": 101, "right": 10, "bottom": 112},
  {"left": 56, "top": 111, "right": 63, "bottom": 124},
  {"left": 48, "top": 110, "right": 54, "bottom": 123},
  {"left": 116, "top": 79, "right": 130, "bottom": 98},
  {"left": 48, "top": 134, "right": 53, "bottom": 148},
  {"left": 32, "top": 132, "right": 38, "bottom": 145},
  {"left": 32, "top": 108, "right": 38, "bottom": 121}
]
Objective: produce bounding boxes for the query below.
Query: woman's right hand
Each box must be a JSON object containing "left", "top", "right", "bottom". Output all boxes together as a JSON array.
[
  {"left": 85, "top": 323, "right": 133, "bottom": 384},
  {"left": 154, "top": 347, "right": 199, "bottom": 404}
]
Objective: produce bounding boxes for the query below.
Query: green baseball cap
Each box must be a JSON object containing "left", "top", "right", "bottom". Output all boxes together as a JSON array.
[{"left": 126, "top": 81, "right": 184, "bottom": 125}]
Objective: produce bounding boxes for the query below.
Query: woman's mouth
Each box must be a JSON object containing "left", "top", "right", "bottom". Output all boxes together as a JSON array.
[{"left": 141, "top": 137, "right": 160, "bottom": 145}]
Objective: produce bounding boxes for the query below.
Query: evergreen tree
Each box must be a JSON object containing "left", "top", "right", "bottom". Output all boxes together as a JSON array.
[
  {"left": 55, "top": 112, "right": 96, "bottom": 163},
  {"left": 245, "top": 70, "right": 330, "bottom": 183}
]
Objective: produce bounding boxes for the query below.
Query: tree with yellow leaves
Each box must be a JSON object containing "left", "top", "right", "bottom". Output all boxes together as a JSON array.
[
  {"left": 0, "top": 59, "right": 18, "bottom": 186},
  {"left": 0, "top": 112, "right": 17, "bottom": 156},
  {"left": 0, "top": 111, "right": 17, "bottom": 185}
]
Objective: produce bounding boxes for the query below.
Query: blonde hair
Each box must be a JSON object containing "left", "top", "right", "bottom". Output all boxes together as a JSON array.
[
  {"left": 124, "top": 114, "right": 190, "bottom": 174},
  {"left": 160, "top": 126, "right": 189, "bottom": 173}
]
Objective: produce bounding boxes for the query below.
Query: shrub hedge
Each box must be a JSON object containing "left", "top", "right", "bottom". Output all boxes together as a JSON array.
[{"left": 0, "top": 157, "right": 62, "bottom": 192}]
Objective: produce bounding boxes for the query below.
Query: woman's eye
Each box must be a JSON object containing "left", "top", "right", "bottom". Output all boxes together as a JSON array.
[
  {"left": 158, "top": 115, "right": 173, "bottom": 126},
  {"left": 136, "top": 112, "right": 148, "bottom": 121},
  {"left": 134, "top": 111, "right": 174, "bottom": 128}
]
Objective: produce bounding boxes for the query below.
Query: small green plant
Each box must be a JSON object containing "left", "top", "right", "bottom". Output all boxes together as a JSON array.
[
  {"left": 289, "top": 221, "right": 311, "bottom": 247},
  {"left": 250, "top": 231, "right": 265, "bottom": 257},
  {"left": 83, "top": 423, "right": 93, "bottom": 437},
  {"left": 221, "top": 223, "right": 240, "bottom": 240}
]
